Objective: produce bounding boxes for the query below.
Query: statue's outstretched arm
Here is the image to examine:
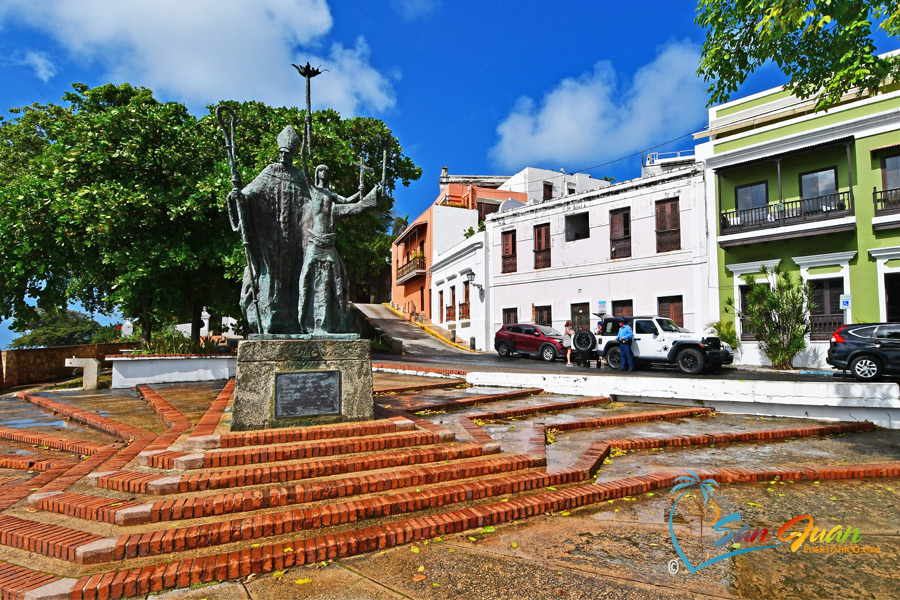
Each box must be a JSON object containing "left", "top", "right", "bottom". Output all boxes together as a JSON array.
[{"left": 333, "top": 185, "right": 379, "bottom": 219}]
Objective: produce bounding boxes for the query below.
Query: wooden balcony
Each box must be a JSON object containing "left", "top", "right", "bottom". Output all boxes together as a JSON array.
[
  {"left": 445, "top": 305, "right": 456, "bottom": 321},
  {"left": 533, "top": 248, "right": 551, "bottom": 269},
  {"left": 874, "top": 188, "right": 900, "bottom": 216},
  {"left": 610, "top": 236, "right": 631, "bottom": 259},
  {"left": 458, "top": 302, "right": 470, "bottom": 320},
  {"left": 720, "top": 191, "right": 852, "bottom": 236},
  {"left": 396, "top": 256, "right": 426, "bottom": 284},
  {"left": 810, "top": 313, "right": 845, "bottom": 341},
  {"left": 656, "top": 229, "right": 680, "bottom": 253},
  {"left": 501, "top": 254, "right": 517, "bottom": 273}
]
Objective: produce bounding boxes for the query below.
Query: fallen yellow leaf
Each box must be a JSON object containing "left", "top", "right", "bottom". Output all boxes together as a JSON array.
[
  {"left": 410, "top": 546, "right": 420, "bottom": 554},
  {"left": 510, "top": 542, "right": 518, "bottom": 548},
  {"left": 295, "top": 579, "right": 312, "bottom": 585},
  {"left": 417, "top": 566, "right": 425, "bottom": 572}
]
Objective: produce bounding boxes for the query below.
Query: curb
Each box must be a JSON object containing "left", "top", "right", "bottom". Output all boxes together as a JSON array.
[{"left": 380, "top": 303, "right": 479, "bottom": 353}]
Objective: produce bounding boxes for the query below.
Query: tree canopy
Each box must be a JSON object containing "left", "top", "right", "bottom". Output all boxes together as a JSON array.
[
  {"left": 696, "top": 0, "right": 900, "bottom": 110},
  {"left": 0, "top": 83, "right": 421, "bottom": 344},
  {"left": 7, "top": 309, "right": 102, "bottom": 349}
]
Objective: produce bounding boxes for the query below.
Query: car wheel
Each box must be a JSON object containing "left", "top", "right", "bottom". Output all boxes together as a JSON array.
[
  {"left": 496, "top": 341, "right": 512, "bottom": 358},
  {"left": 605, "top": 346, "right": 622, "bottom": 370},
  {"left": 676, "top": 347, "right": 706, "bottom": 375},
  {"left": 850, "top": 354, "right": 882, "bottom": 381},
  {"left": 573, "top": 330, "right": 596, "bottom": 352},
  {"left": 540, "top": 345, "right": 557, "bottom": 362}
]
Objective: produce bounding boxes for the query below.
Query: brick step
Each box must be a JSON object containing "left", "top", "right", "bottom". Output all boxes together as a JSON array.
[
  {"left": 124, "top": 453, "right": 544, "bottom": 525},
  {"left": 0, "top": 515, "right": 102, "bottom": 563},
  {"left": 64, "top": 461, "right": 900, "bottom": 600},
  {"left": 601, "top": 421, "right": 876, "bottom": 451},
  {"left": 549, "top": 406, "right": 717, "bottom": 432},
  {"left": 29, "top": 492, "right": 145, "bottom": 524},
  {"left": 0, "top": 561, "right": 61, "bottom": 600},
  {"left": 467, "top": 396, "right": 612, "bottom": 420},
  {"left": 384, "top": 388, "right": 544, "bottom": 413},
  {"left": 0, "top": 426, "right": 111, "bottom": 456},
  {"left": 0, "top": 477, "right": 21, "bottom": 487},
  {"left": 208, "top": 416, "right": 415, "bottom": 450},
  {"left": 151, "top": 429, "right": 453, "bottom": 470},
  {"left": 94, "top": 442, "right": 497, "bottom": 494},
  {"left": 113, "top": 468, "right": 584, "bottom": 560},
  {"left": 135, "top": 386, "right": 191, "bottom": 430},
  {"left": 374, "top": 380, "right": 465, "bottom": 395},
  {"left": 187, "top": 379, "right": 234, "bottom": 440},
  {"left": 0, "top": 455, "right": 69, "bottom": 472}
]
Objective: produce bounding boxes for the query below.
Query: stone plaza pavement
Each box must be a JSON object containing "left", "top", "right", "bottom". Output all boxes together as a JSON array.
[{"left": 0, "top": 367, "right": 898, "bottom": 600}]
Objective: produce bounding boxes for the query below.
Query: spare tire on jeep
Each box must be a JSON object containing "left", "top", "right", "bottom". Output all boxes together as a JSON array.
[{"left": 573, "top": 330, "right": 596, "bottom": 352}]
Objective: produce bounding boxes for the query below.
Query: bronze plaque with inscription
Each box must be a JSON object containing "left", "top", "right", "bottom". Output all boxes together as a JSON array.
[{"left": 274, "top": 371, "right": 341, "bottom": 418}]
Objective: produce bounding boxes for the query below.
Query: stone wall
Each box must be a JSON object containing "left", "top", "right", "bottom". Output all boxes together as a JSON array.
[{"left": 0, "top": 343, "right": 139, "bottom": 389}]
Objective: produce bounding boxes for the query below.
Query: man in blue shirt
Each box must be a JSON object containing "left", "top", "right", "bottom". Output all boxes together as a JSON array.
[{"left": 616, "top": 319, "right": 634, "bottom": 372}]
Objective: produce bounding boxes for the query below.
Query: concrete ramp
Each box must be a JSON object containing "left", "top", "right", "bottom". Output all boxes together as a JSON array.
[{"left": 355, "top": 304, "right": 470, "bottom": 356}]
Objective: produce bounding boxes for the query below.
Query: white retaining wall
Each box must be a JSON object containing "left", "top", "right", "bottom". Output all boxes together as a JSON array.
[{"left": 109, "top": 356, "right": 236, "bottom": 389}]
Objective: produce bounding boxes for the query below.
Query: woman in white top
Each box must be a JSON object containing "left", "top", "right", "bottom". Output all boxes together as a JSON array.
[{"left": 563, "top": 320, "right": 575, "bottom": 366}]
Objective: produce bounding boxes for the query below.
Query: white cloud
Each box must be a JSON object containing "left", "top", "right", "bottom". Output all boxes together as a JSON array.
[
  {"left": 22, "top": 51, "right": 56, "bottom": 81},
  {"left": 488, "top": 40, "right": 707, "bottom": 171},
  {"left": 0, "top": 0, "right": 397, "bottom": 115},
  {"left": 390, "top": 0, "right": 438, "bottom": 20}
]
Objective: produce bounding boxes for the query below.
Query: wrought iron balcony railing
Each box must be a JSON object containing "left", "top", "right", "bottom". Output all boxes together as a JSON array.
[
  {"left": 501, "top": 254, "right": 517, "bottom": 274},
  {"left": 533, "top": 248, "right": 551, "bottom": 269},
  {"left": 610, "top": 236, "right": 631, "bottom": 259},
  {"left": 720, "top": 192, "right": 852, "bottom": 235},
  {"left": 874, "top": 187, "right": 900, "bottom": 216}
]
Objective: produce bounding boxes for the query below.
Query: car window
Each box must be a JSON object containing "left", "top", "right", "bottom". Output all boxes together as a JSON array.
[
  {"left": 536, "top": 325, "right": 561, "bottom": 336},
  {"left": 655, "top": 318, "right": 681, "bottom": 332},
  {"left": 521, "top": 326, "right": 536, "bottom": 335},
  {"left": 604, "top": 321, "right": 620, "bottom": 336},
  {"left": 508, "top": 325, "right": 522, "bottom": 334},
  {"left": 851, "top": 326, "right": 875, "bottom": 338},
  {"left": 876, "top": 325, "right": 900, "bottom": 339},
  {"left": 634, "top": 320, "right": 657, "bottom": 334}
]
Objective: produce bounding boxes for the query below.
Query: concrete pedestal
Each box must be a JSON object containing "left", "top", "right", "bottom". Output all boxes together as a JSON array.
[{"left": 232, "top": 339, "right": 373, "bottom": 431}]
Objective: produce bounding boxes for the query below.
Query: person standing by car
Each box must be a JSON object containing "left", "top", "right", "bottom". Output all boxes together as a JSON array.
[
  {"left": 563, "top": 320, "right": 575, "bottom": 367},
  {"left": 616, "top": 319, "right": 634, "bottom": 371}
]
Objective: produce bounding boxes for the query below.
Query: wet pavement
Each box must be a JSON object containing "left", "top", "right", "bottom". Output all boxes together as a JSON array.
[{"left": 38, "top": 388, "right": 168, "bottom": 434}]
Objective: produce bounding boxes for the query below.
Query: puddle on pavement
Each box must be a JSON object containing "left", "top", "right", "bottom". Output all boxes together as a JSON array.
[
  {"left": 39, "top": 389, "right": 167, "bottom": 434},
  {"left": 0, "top": 396, "right": 119, "bottom": 444},
  {"left": 376, "top": 386, "right": 522, "bottom": 411}
]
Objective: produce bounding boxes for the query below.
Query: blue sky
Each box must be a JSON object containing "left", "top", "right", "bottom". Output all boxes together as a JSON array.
[{"left": 0, "top": 0, "right": 893, "bottom": 347}]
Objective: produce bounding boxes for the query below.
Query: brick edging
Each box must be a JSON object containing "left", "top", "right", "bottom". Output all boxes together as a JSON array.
[{"left": 189, "top": 379, "right": 234, "bottom": 439}]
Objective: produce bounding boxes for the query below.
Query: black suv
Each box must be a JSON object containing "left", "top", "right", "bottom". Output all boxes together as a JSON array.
[{"left": 827, "top": 323, "right": 900, "bottom": 381}]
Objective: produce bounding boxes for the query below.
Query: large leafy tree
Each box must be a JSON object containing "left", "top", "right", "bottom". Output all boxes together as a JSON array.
[
  {"left": 697, "top": 1, "right": 900, "bottom": 110},
  {"left": 0, "top": 84, "right": 420, "bottom": 344},
  {"left": 0, "top": 83, "right": 232, "bottom": 345},
  {"left": 7, "top": 309, "right": 101, "bottom": 349}
]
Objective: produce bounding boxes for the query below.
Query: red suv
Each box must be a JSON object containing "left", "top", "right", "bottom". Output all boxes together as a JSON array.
[{"left": 494, "top": 323, "right": 565, "bottom": 361}]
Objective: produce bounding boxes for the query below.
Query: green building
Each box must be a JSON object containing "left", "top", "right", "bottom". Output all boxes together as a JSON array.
[{"left": 696, "top": 73, "right": 900, "bottom": 367}]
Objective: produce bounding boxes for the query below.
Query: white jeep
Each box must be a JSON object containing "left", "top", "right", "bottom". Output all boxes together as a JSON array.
[{"left": 572, "top": 316, "right": 733, "bottom": 375}]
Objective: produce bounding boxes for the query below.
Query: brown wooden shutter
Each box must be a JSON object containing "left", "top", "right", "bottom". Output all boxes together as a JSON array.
[{"left": 611, "top": 211, "right": 624, "bottom": 239}]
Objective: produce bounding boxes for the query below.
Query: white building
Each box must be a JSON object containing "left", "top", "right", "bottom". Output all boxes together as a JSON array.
[
  {"left": 430, "top": 230, "right": 491, "bottom": 350},
  {"left": 499, "top": 167, "right": 610, "bottom": 203},
  {"left": 486, "top": 158, "right": 714, "bottom": 343}
]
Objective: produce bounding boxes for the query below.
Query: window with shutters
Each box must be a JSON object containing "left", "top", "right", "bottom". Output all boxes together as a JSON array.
[
  {"left": 610, "top": 208, "right": 631, "bottom": 259},
  {"left": 502, "top": 308, "right": 518, "bottom": 325},
  {"left": 657, "top": 295, "right": 684, "bottom": 327},
  {"left": 612, "top": 300, "right": 633, "bottom": 318},
  {"left": 477, "top": 201, "right": 499, "bottom": 222},
  {"left": 809, "top": 278, "right": 844, "bottom": 340},
  {"left": 438, "top": 291, "right": 444, "bottom": 323},
  {"left": 501, "top": 230, "right": 517, "bottom": 273},
  {"left": 534, "top": 223, "right": 551, "bottom": 269},
  {"left": 534, "top": 305, "right": 552, "bottom": 326},
  {"left": 543, "top": 182, "right": 553, "bottom": 201},
  {"left": 655, "top": 198, "right": 680, "bottom": 253}
]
